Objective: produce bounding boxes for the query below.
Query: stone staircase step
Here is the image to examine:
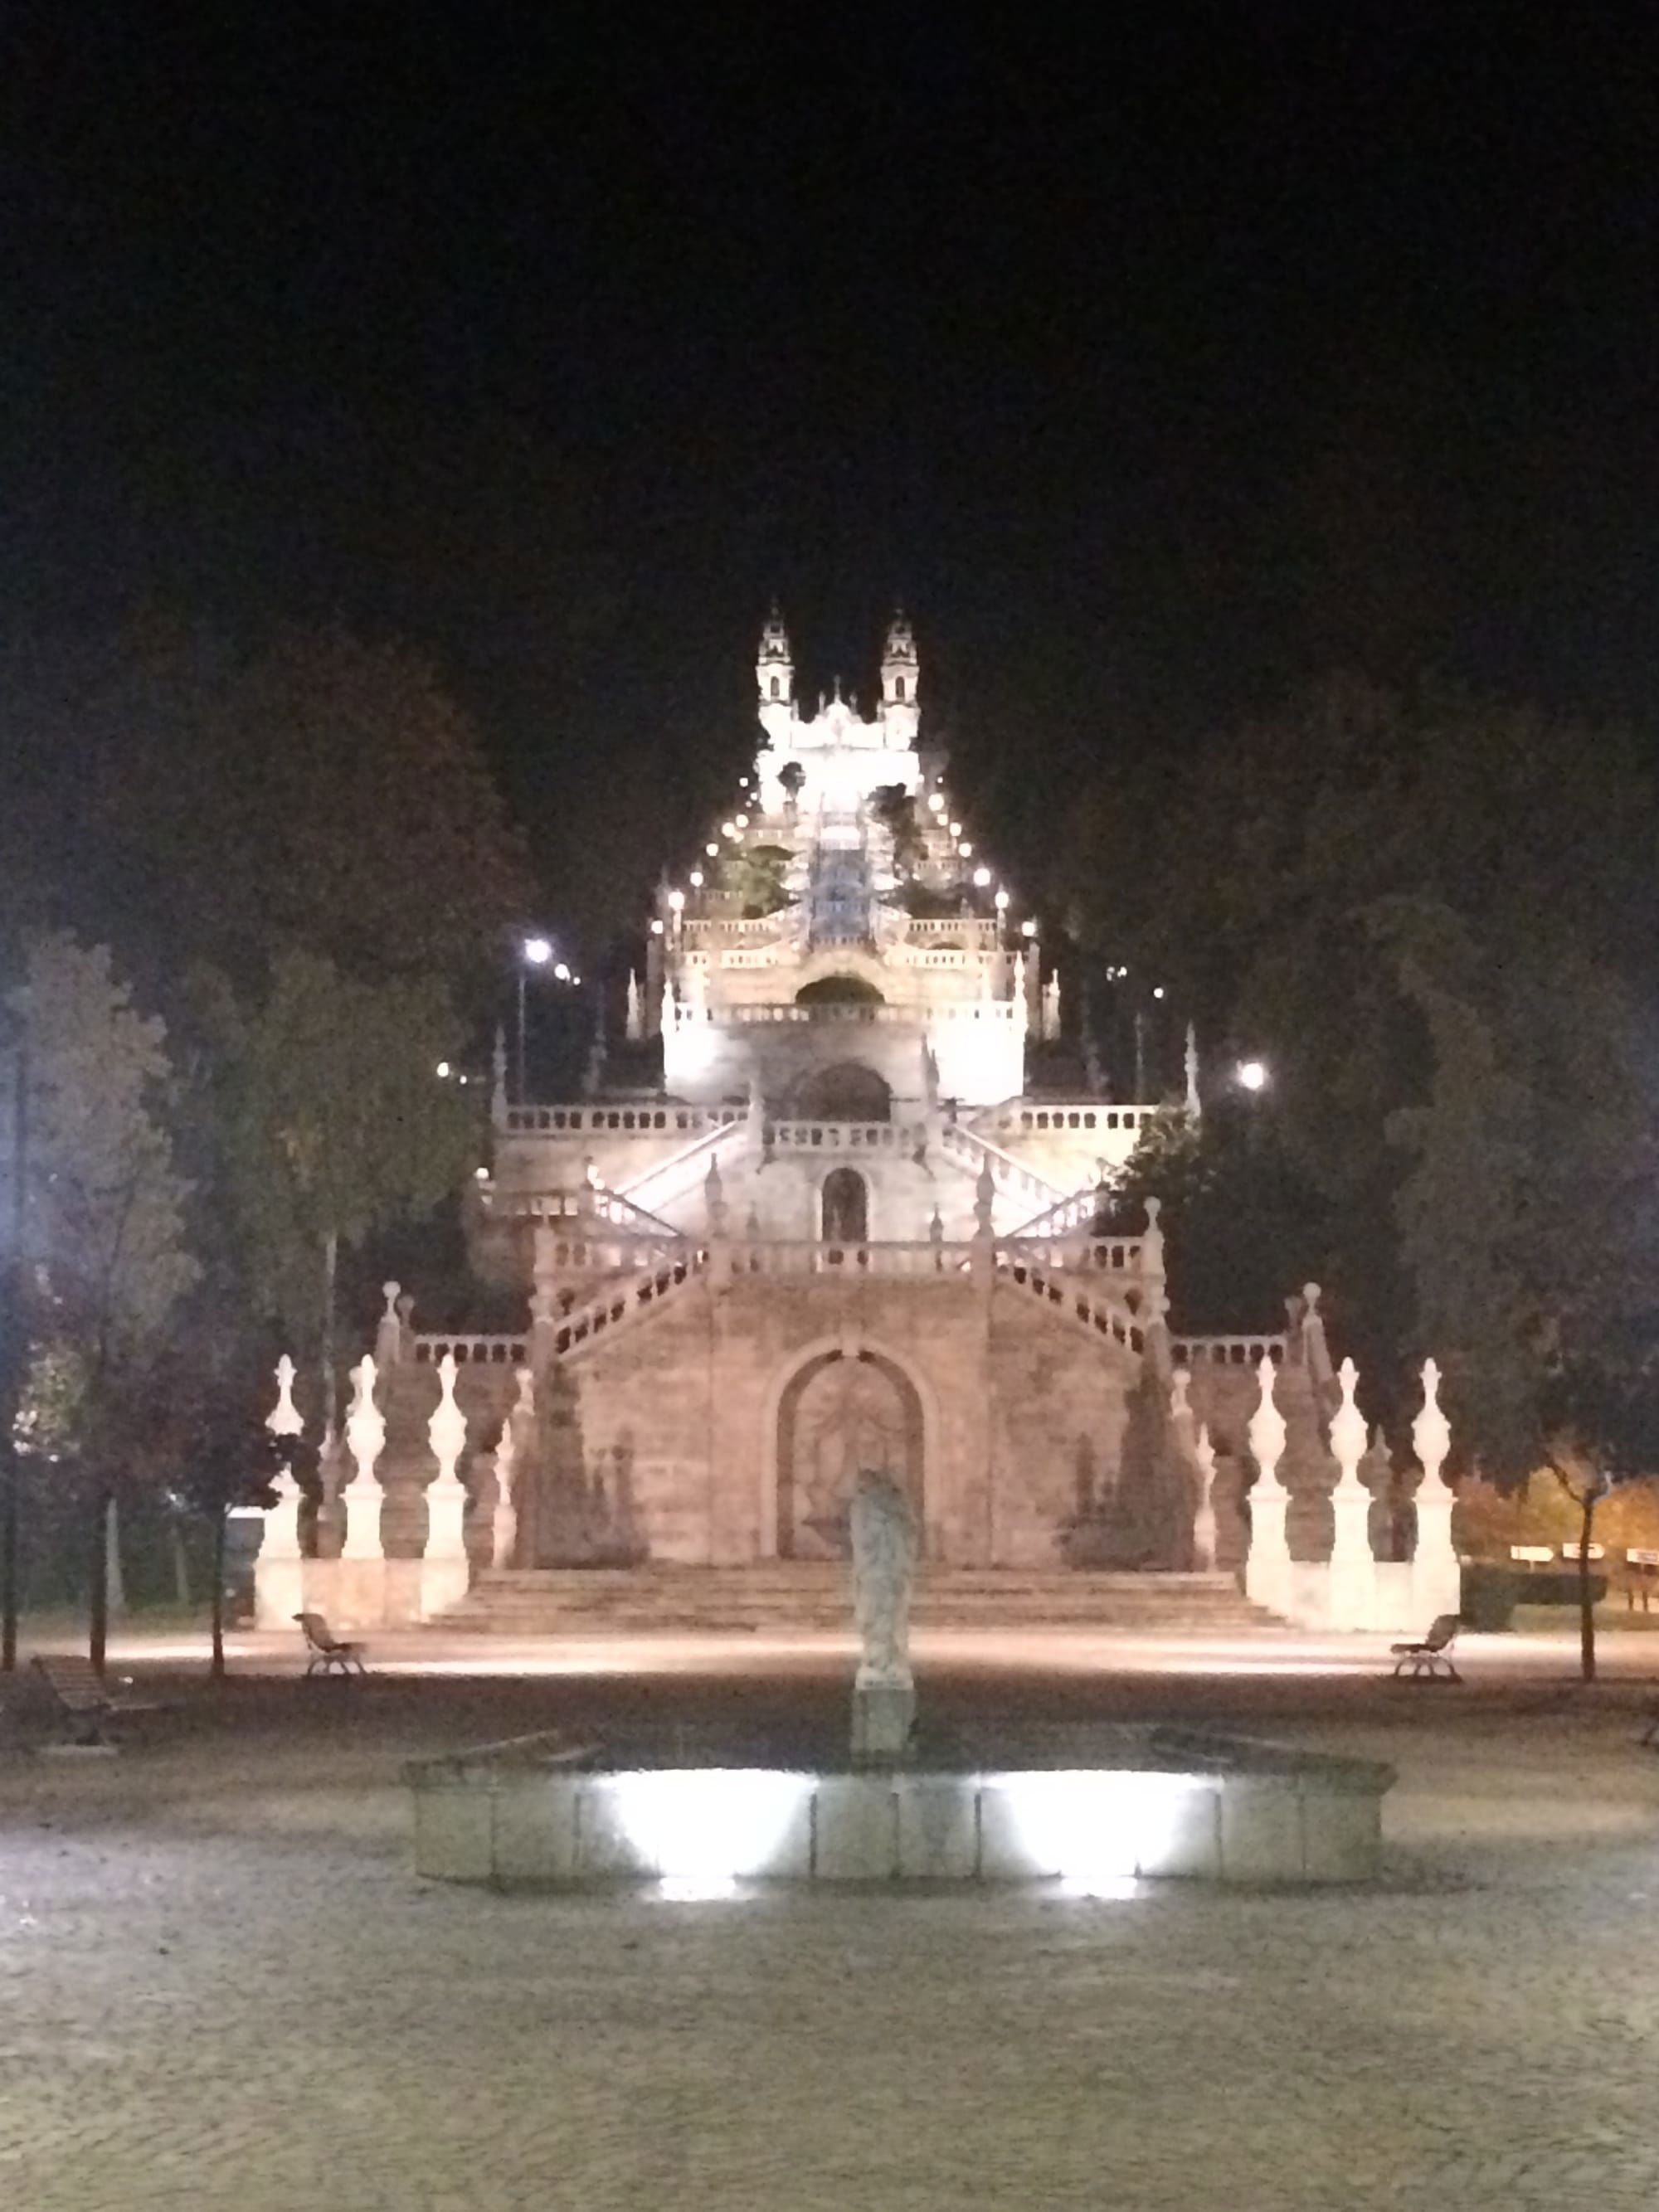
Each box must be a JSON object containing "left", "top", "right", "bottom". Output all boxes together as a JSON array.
[{"left": 433, "top": 1566, "right": 1277, "bottom": 1636}]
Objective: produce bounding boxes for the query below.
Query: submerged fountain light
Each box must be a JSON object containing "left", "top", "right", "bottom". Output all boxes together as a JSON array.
[{"left": 605, "top": 1769, "right": 814, "bottom": 1898}]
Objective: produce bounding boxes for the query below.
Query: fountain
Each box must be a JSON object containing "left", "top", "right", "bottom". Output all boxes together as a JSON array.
[{"left": 405, "top": 1470, "right": 1394, "bottom": 1892}]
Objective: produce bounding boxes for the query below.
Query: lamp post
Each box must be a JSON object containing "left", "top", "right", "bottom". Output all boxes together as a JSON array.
[{"left": 517, "top": 936, "right": 553, "bottom": 1103}]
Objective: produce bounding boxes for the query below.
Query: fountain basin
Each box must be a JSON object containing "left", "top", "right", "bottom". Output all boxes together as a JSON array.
[{"left": 404, "top": 1723, "right": 1394, "bottom": 1890}]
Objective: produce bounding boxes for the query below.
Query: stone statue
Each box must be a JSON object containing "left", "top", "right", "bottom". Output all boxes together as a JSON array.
[
  {"left": 849, "top": 1469, "right": 917, "bottom": 1762},
  {"left": 849, "top": 1469, "right": 917, "bottom": 1684}
]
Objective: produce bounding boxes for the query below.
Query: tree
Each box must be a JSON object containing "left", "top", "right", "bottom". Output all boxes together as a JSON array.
[
  {"left": 144, "top": 1355, "right": 304, "bottom": 1680},
  {"left": 1377, "top": 894, "right": 1659, "bottom": 1677},
  {"left": 2, "top": 936, "right": 197, "bottom": 1671},
  {"left": 3, "top": 620, "right": 534, "bottom": 1007},
  {"left": 1058, "top": 678, "right": 1659, "bottom": 1454},
  {"left": 1113, "top": 1103, "right": 1336, "bottom": 1338},
  {"left": 197, "top": 950, "right": 477, "bottom": 1436},
  {"left": 869, "top": 785, "right": 927, "bottom": 878},
  {"left": 718, "top": 844, "right": 792, "bottom": 917}
]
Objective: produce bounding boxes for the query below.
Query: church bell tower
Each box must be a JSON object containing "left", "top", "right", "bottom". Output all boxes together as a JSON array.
[
  {"left": 757, "top": 604, "right": 795, "bottom": 749},
  {"left": 879, "top": 609, "right": 920, "bottom": 748}
]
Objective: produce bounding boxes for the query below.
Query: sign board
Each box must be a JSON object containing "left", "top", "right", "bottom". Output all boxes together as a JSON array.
[
  {"left": 1510, "top": 1545, "right": 1554, "bottom": 1563},
  {"left": 1561, "top": 1542, "right": 1606, "bottom": 1561},
  {"left": 1627, "top": 1548, "right": 1659, "bottom": 1568}
]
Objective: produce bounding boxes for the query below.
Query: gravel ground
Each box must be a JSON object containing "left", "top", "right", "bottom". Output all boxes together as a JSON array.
[{"left": 3, "top": 1657, "right": 1659, "bottom": 2211}]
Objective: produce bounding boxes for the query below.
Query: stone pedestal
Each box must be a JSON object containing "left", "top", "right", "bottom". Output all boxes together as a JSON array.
[
  {"left": 254, "top": 1553, "right": 304, "bottom": 1631},
  {"left": 851, "top": 1670, "right": 915, "bottom": 1765}
]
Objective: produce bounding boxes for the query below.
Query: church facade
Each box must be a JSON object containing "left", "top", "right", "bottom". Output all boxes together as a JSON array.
[{"left": 401, "top": 610, "right": 1291, "bottom": 1580}]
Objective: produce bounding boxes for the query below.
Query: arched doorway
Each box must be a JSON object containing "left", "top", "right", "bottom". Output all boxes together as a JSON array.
[
  {"left": 820, "top": 1165, "right": 868, "bottom": 1243},
  {"left": 775, "top": 1349, "right": 924, "bottom": 1558}
]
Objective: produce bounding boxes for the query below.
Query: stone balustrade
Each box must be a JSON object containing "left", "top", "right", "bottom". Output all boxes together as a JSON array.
[
  {"left": 984, "top": 1102, "right": 1162, "bottom": 1140},
  {"left": 414, "top": 1334, "right": 530, "bottom": 1366},
  {"left": 995, "top": 1253, "right": 1147, "bottom": 1354},
  {"left": 938, "top": 1121, "right": 1063, "bottom": 1208},
  {"left": 502, "top": 1102, "right": 747, "bottom": 1138},
  {"left": 532, "top": 1234, "right": 690, "bottom": 1275},
  {"left": 1170, "top": 1334, "right": 1287, "bottom": 1368},
  {"left": 767, "top": 1120, "right": 903, "bottom": 1152},
  {"left": 725, "top": 1239, "right": 976, "bottom": 1278},
  {"left": 1001, "top": 1236, "right": 1145, "bottom": 1276},
  {"left": 550, "top": 1256, "right": 702, "bottom": 1357},
  {"left": 681, "top": 1001, "right": 1021, "bottom": 1027}
]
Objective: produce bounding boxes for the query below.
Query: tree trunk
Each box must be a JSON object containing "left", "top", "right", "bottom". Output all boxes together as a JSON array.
[
  {"left": 210, "top": 1510, "right": 226, "bottom": 1681},
  {"left": 88, "top": 1480, "right": 109, "bottom": 1677},
  {"left": 105, "top": 1495, "right": 126, "bottom": 1617},
  {"left": 169, "top": 1519, "right": 192, "bottom": 1609},
  {"left": 321, "top": 1227, "right": 338, "bottom": 1446},
  {"left": 1579, "top": 1486, "right": 1598, "bottom": 1684}
]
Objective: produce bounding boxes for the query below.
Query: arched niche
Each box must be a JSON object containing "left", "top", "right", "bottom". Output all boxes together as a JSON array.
[
  {"left": 774, "top": 1348, "right": 924, "bottom": 1559},
  {"left": 791, "top": 1061, "right": 893, "bottom": 1121}
]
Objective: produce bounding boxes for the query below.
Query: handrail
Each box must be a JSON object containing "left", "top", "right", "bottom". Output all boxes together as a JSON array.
[
  {"left": 551, "top": 1253, "right": 705, "bottom": 1358},
  {"left": 937, "top": 1120, "right": 1065, "bottom": 1210},
  {"left": 995, "top": 1252, "right": 1146, "bottom": 1357}
]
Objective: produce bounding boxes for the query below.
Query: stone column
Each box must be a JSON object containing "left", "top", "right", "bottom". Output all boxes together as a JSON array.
[
  {"left": 335, "top": 1355, "right": 387, "bottom": 1629},
  {"left": 255, "top": 1354, "right": 307, "bottom": 1630},
  {"left": 1411, "top": 1357, "right": 1461, "bottom": 1622},
  {"left": 1243, "top": 1353, "right": 1292, "bottom": 1619},
  {"left": 1326, "top": 1356, "right": 1376, "bottom": 1630},
  {"left": 419, "top": 1352, "right": 472, "bottom": 1621}
]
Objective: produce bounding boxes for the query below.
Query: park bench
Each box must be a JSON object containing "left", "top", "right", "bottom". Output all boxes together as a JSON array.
[
  {"left": 29, "top": 1654, "right": 164, "bottom": 1746},
  {"left": 1389, "top": 1614, "right": 1462, "bottom": 1682},
  {"left": 295, "top": 1612, "right": 369, "bottom": 1677}
]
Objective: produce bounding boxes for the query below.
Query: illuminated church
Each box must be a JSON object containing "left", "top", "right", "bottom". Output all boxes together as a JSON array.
[{"left": 367, "top": 611, "right": 1322, "bottom": 1621}]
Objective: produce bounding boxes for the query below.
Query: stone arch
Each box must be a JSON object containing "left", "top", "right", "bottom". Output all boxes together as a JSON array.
[
  {"left": 761, "top": 1334, "right": 937, "bottom": 1560},
  {"left": 791, "top": 1061, "right": 893, "bottom": 1121},
  {"left": 820, "top": 1164, "right": 869, "bottom": 1243},
  {"left": 795, "top": 973, "right": 885, "bottom": 1006},
  {"left": 772, "top": 1346, "right": 925, "bottom": 1560}
]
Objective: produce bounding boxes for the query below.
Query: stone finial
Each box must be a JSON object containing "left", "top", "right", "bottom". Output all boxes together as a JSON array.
[
  {"left": 1191, "top": 1420, "right": 1218, "bottom": 1570},
  {"left": 374, "top": 1282, "right": 403, "bottom": 1370},
  {"left": 1413, "top": 1357, "right": 1452, "bottom": 1491},
  {"left": 1248, "top": 1352, "right": 1287, "bottom": 1488},
  {"left": 1012, "top": 949, "right": 1028, "bottom": 1011},
  {"left": 1141, "top": 1195, "right": 1165, "bottom": 1278},
  {"left": 267, "top": 1354, "right": 304, "bottom": 1441},
  {"left": 1330, "top": 1356, "right": 1367, "bottom": 1486},
  {"left": 705, "top": 1155, "right": 728, "bottom": 1234},
  {"left": 1043, "top": 972, "right": 1061, "bottom": 1043},
  {"left": 1301, "top": 1281, "right": 1331, "bottom": 1386},
  {"left": 973, "top": 1159, "right": 996, "bottom": 1237},
  {"left": 427, "top": 1352, "right": 468, "bottom": 1476},
  {"left": 928, "top": 1204, "right": 944, "bottom": 1245},
  {"left": 512, "top": 1364, "right": 535, "bottom": 1424},
  {"left": 345, "top": 1357, "right": 385, "bottom": 1467},
  {"left": 1170, "top": 1364, "right": 1193, "bottom": 1426},
  {"left": 625, "top": 971, "right": 643, "bottom": 1042},
  {"left": 659, "top": 980, "right": 675, "bottom": 1034},
  {"left": 1184, "top": 1023, "right": 1200, "bottom": 1117}
]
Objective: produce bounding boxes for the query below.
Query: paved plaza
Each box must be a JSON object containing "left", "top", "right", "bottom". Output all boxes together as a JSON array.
[{"left": 4, "top": 1626, "right": 1659, "bottom": 2210}]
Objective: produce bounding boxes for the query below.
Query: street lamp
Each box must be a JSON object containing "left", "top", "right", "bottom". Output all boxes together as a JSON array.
[
  {"left": 517, "top": 936, "right": 554, "bottom": 1103},
  {"left": 1237, "top": 1058, "right": 1269, "bottom": 1093}
]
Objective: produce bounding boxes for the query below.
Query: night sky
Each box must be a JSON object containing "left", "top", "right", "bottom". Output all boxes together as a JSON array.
[{"left": 5, "top": 7, "right": 1658, "bottom": 944}]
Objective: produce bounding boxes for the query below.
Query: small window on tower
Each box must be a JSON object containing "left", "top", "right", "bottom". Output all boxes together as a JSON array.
[
  {"left": 770, "top": 676, "right": 781, "bottom": 698},
  {"left": 895, "top": 676, "right": 906, "bottom": 701}
]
